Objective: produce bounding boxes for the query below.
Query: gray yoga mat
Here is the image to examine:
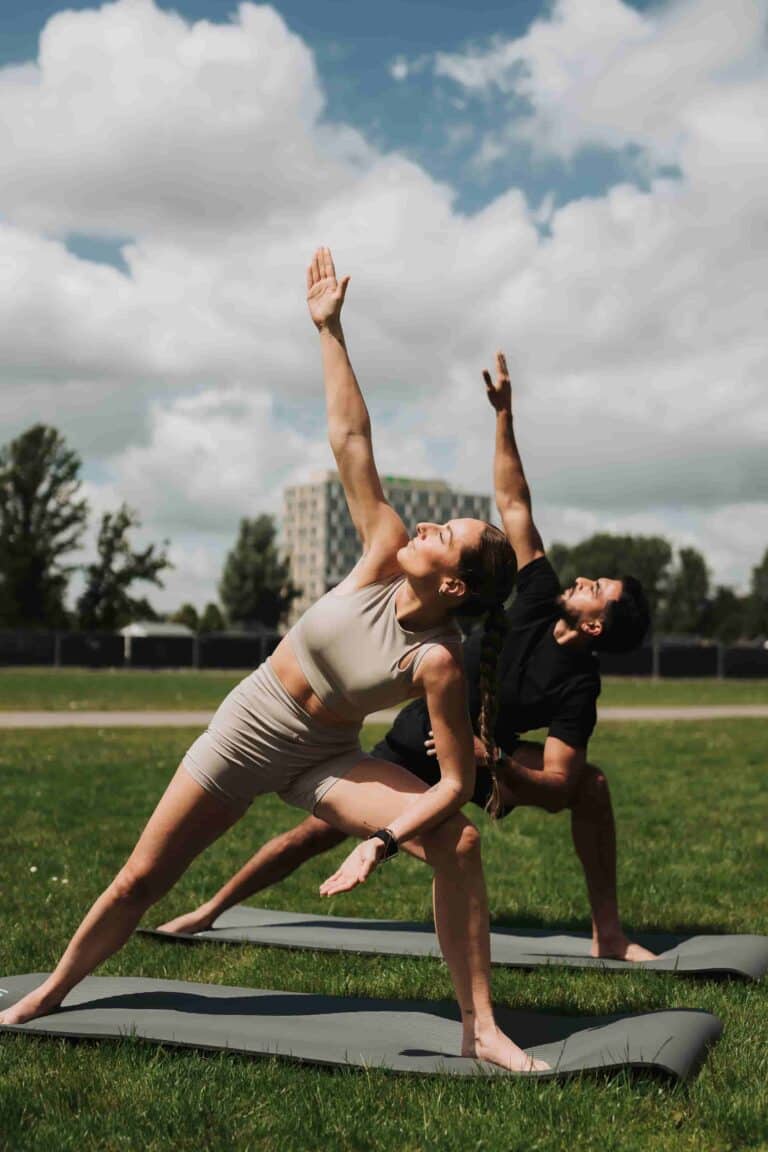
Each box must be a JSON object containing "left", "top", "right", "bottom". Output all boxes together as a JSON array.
[
  {"left": 0, "top": 973, "right": 721, "bottom": 1080},
  {"left": 142, "top": 906, "right": 768, "bottom": 980}
]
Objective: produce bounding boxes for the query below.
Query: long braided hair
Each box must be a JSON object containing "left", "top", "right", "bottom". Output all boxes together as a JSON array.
[{"left": 453, "top": 525, "right": 515, "bottom": 818}]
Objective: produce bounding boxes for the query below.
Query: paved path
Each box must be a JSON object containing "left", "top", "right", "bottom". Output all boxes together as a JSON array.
[{"left": 0, "top": 705, "right": 767, "bottom": 728}]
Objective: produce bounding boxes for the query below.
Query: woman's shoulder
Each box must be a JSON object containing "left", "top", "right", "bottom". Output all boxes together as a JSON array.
[{"left": 331, "top": 556, "right": 403, "bottom": 597}]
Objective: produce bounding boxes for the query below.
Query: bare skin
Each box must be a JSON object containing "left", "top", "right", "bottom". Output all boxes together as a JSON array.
[
  {"left": 157, "top": 737, "right": 655, "bottom": 964},
  {"left": 1, "top": 249, "right": 547, "bottom": 1073}
]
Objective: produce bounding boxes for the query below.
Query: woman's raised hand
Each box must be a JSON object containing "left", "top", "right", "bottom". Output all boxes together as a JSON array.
[
  {"left": 306, "top": 246, "right": 350, "bottom": 331},
  {"left": 482, "top": 350, "right": 512, "bottom": 413}
]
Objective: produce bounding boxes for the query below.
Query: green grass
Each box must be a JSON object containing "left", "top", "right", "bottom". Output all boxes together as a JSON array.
[
  {"left": 1, "top": 666, "right": 767, "bottom": 710},
  {"left": 1, "top": 721, "right": 767, "bottom": 1151}
]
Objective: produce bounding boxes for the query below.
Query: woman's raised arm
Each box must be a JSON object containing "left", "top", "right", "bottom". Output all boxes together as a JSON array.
[{"left": 307, "top": 247, "right": 407, "bottom": 559}]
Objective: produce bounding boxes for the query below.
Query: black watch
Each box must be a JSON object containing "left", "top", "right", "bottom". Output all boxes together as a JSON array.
[{"left": 367, "top": 827, "right": 399, "bottom": 861}]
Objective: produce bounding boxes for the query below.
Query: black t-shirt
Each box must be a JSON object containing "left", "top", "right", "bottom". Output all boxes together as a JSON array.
[{"left": 384, "top": 556, "right": 600, "bottom": 769}]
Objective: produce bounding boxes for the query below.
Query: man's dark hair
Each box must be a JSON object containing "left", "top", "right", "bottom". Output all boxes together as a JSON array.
[{"left": 592, "top": 574, "right": 650, "bottom": 653}]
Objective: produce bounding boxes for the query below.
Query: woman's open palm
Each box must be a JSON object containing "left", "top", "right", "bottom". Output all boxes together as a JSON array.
[{"left": 306, "top": 246, "right": 350, "bottom": 329}]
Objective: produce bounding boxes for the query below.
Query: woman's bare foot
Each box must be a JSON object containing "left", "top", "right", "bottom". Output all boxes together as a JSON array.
[
  {"left": 592, "top": 934, "right": 656, "bottom": 962},
  {"left": 0, "top": 984, "right": 62, "bottom": 1027},
  {"left": 155, "top": 907, "right": 216, "bottom": 935},
  {"left": 463, "top": 1025, "right": 550, "bottom": 1073}
]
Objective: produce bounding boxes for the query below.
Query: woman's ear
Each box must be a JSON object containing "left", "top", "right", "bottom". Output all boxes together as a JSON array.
[{"left": 439, "top": 576, "right": 468, "bottom": 601}]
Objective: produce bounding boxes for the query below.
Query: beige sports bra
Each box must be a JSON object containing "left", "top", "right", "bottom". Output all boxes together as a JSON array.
[{"left": 284, "top": 575, "right": 461, "bottom": 721}]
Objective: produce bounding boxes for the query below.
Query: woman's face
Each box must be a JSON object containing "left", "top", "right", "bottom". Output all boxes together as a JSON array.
[{"left": 397, "top": 518, "right": 487, "bottom": 583}]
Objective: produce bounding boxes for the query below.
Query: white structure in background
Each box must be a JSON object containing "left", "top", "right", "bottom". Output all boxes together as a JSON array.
[
  {"left": 119, "top": 621, "right": 194, "bottom": 662},
  {"left": 281, "top": 470, "right": 492, "bottom": 624}
]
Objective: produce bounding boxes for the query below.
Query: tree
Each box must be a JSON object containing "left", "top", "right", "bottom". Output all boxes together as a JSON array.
[
  {"left": 219, "top": 516, "right": 299, "bottom": 629},
  {"left": 547, "top": 533, "right": 672, "bottom": 620},
  {"left": 702, "top": 586, "right": 748, "bottom": 644},
  {"left": 76, "top": 504, "right": 171, "bottom": 630},
  {"left": 745, "top": 547, "right": 768, "bottom": 638},
  {"left": 199, "top": 602, "right": 225, "bottom": 632},
  {"left": 170, "top": 603, "right": 200, "bottom": 631},
  {"left": 0, "top": 424, "right": 89, "bottom": 628},
  {"left": 660, "top": 547, "right": 710, "bottom": 634}
]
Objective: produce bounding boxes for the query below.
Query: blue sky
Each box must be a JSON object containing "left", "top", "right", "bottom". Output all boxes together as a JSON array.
[
  {"left": 0, "top": 0, "right": 766, "bottom": 607},
  {"left": 2, "top": 0, "right": 655, "bottom": 232}
]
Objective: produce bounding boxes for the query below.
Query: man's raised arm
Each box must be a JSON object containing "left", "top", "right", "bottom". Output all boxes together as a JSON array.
[{"left": 483, "top": 351, "right": 544, "bottom": 570}]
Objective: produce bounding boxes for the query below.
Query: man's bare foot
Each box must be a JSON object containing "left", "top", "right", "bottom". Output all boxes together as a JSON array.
[
  {"left": 0, "top": 986, "right": 61, "bottom": 1027},
  {"left": 463, "top": 1025, "right": 550, "bottom": 1073},
  {"left": 592, "top": 935, "right": 656, "bottom": 962},
  {"left": 155, "top": 908, "right": 216, "bottom": 935}
]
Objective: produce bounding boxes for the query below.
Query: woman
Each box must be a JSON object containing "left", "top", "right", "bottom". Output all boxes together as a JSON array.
[{"left": 1, "top": 248, "right": 547, "bottom": 1073}]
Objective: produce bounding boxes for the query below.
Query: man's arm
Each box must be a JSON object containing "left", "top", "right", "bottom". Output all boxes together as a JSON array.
[{"left": 483, "top": 351, "right": 544, "bottom": 570}]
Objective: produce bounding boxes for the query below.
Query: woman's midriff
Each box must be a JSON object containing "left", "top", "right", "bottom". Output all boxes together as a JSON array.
[{"left": 268, "top": 635, "right": 360, "bottom": 729}]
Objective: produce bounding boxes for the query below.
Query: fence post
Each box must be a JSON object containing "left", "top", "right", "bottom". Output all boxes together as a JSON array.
[
  {"left": 716, "top": 642, "right": 725, "bottom": 679},
  {"left": 53, "top": 632, "right": 61, "bottom": 668},
  {"left": 193, "top": 633, "right": 200, "bottom": 670},
  {"left": 652, "top": 638, "right": 660, "bottom": 678}
]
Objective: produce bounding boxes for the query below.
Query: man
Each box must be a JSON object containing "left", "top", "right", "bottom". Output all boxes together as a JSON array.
[{"left": 159, "top": 352, "right": 653, "bottom": 962}]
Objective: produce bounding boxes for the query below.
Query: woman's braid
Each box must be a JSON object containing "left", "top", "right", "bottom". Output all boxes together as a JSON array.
[{"left": 477, "top": 602, "right": 508, "bottom": 818}]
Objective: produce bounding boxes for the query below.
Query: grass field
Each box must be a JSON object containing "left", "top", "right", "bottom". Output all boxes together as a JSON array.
[
  {"left": 0, "top": 666, "right": 767, "bottom": 710},
  {"left": 1, "top": 720, "right": 766, "bottom": 1151}
]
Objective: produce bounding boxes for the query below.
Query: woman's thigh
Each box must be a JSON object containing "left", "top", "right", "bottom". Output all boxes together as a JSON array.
[
  {"left": 314, "top": 756, "right": 474, "bottom": 865},
  {"left": 120, "top": 763, "right": 248, "bottom": 890}
]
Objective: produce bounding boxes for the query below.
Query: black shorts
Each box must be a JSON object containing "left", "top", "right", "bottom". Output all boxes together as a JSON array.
[{"left": 371, "top": 736, "right": 517, "bottom": 819}]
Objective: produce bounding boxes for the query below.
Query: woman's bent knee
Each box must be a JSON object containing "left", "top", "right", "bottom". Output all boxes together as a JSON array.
[
  {"left": 111, "top": 864, "right": 170, "bottom": 907},
  {"left": 418, "top": 815, "right": 481, "bottom": 868}
]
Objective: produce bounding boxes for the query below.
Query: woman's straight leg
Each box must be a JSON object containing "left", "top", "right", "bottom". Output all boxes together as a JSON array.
[{"left": 0, "top": 764, "right": 246, "bottom": 1026}]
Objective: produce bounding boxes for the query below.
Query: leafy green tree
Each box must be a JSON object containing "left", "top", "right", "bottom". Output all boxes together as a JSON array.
[
  {"left": 547, "top": 533, "right": 672, "bottom": 620},
  {"left": 170, "top": 603, "right": 200, "bottom": 631},
  {"left": 745, "top": 547, "right": 768, "bottom": 637},
  {"left": 199, "top": 602, "right": 225, "bottom": 632},
  {"left": 76, "top": 504, "right": 171, "bottom": 630},
  {"left": 219, "top": 515, "right": 299, "bottom": 629},
  {"left": 702, "top": 586, "right": 747, "bottom": 644},
  {"left": 660, "top": 547, "right": 710, "bottom": 634},
  {"left": 0, "top": 424, "right": 88, "bottom": 628}
]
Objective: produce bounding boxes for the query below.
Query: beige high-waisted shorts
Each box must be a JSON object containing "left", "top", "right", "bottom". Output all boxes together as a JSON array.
[{"left": 183, "top": 659, "right": 370, "bottom": 812}]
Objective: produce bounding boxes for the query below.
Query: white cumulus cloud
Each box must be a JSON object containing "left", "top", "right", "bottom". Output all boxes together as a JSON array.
[{"left": 0, "top": 0, "right": 765, "bottom": 611}]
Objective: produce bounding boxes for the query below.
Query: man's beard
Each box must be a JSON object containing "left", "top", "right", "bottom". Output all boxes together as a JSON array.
[{"left": 557, "top": 591, "right": 581, "bottom": 629}]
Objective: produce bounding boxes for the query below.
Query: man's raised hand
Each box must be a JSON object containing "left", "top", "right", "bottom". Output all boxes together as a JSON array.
[
  {"left": 306, "top": 246, "right": 350, "bottom": 331},
  {"left": 483, "top": 350, "right": 512, "bottom": 413}
]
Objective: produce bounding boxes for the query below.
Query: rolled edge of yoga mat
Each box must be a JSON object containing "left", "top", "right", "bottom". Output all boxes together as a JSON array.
[{"left": 0, "top": 974, "right": 723, "bottom": 1082}]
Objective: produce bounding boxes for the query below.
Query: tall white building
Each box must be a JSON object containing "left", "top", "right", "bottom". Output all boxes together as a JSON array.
[{"left": 282, "top": 471, "right": 492, "bottom": 623}]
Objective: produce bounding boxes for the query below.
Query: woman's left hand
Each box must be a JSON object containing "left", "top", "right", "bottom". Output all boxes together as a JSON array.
[{"left": 319, "top": 838, "right": 384, "bottom": 896}]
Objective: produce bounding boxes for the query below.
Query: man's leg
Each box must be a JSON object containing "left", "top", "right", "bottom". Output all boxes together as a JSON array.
[
  {"left": 495, "top": 742, "right": 654, "bottom": 962},
  {"left": 156, "top": 816, "right": 347, "bottom": 934}
]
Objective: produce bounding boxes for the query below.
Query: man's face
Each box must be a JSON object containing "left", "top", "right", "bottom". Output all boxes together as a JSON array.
[{"left": 559, "top": 576, "right": 624, "bottom": 635}]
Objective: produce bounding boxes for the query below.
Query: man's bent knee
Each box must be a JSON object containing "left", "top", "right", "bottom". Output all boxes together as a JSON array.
[
  {"left": 289, "top": 816, "right": 347, "bottom": 856},
  {"left": 571, "top": 762, "right": 610, "bottom": 811}
]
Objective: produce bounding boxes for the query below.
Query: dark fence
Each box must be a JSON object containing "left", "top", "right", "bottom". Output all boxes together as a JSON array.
[
  {"left": 127, "top": 636, "right": 196, "bottom": 669},
  {"left": 0, "top": 630, "right": 57, "bottom": 666},
  {"left": 59, "top": 632, "right": 125, "bottom": 668},
  {"left": 198, "top": 633, "right": 280, "bottom": 669},
  {"left": 0, "top": 630, "right": 767, "bottom": 677},
  {"left": 658, "top": 644, "right": 720, "bottom": 678},
  {"left": 597, "top": 645, "right": 654, "bottom": 676},
  {"left": 722, "top": 646, "right": 768, "bottom": 678}
]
